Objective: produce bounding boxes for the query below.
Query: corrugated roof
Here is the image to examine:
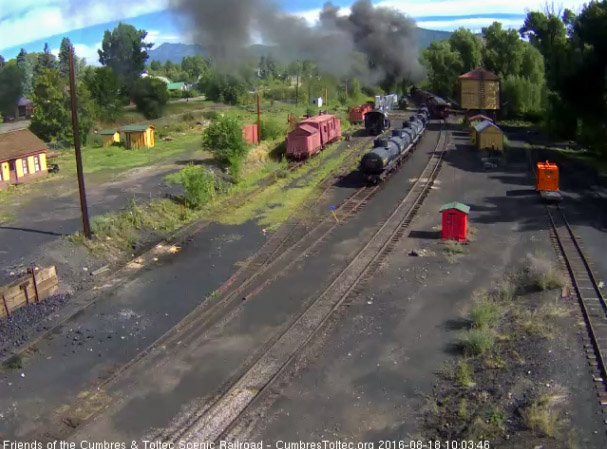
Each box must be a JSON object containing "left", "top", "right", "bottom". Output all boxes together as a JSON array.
[
  {"left": 459, "top": 68, "right": 500, "bottom": 80},
  {"left": 121, "top": 124, "right": 154, "bottom": 132},
  {"left": 302, "top": 114, "right": 336, "bottom": 124},
  {"left": 99, "top": 129, "right": 118, "bottom": 135},
  {"left": 0, "top": 128, "right": 47, "bottom": 162},
  {"left": 440, "top": 202, "right": 470, "bottom": 214},
  {"left": 294, "top": 124, "right": 317, "bottom": 134},
  {"left": 474, "top": 120, "right": 501, "bottom": 133}
]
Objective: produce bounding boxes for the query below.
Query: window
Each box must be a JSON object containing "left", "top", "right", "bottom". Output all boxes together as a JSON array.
[
  {"left": 33, "top": 155, "right": 40, "bottom": 172},
  {"left": 22, "top": 159, "right": 28, "bottom": 175}
]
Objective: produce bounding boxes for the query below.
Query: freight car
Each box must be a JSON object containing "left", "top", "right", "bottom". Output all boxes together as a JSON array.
[
  {"left": 349, "top": 104, "right": 373, "bottom": 124},
  {"left": 286, "top": 114, "right": 342, "bottom": 160},
  {"left": 365, "top": 110, "right": 391, "bottom": 135},
  {"left": 359, "top": 111, "right": 428, "bottom": 183}
]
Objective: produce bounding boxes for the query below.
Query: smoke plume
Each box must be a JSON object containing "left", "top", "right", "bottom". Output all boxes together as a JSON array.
[{"left": 171, "top": 0, "right": 424, "bottom": 83}]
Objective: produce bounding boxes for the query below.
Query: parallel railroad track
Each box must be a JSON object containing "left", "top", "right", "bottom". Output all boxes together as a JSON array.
[
  {"left": 527, "top": 149, "right": 607, "bottom": 425},
  {"left": 164, "top": 120, "right": 449, "bottom": 443}
]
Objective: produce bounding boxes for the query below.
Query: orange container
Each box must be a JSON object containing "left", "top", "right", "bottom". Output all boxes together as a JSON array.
[{"left": 536, "top": 161, "right": 559, "bottom": 192}]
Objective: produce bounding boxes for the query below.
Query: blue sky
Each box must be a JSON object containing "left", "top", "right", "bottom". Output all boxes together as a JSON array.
[{"left": 0, "top": 0, "right": 589, "bottom": 64}]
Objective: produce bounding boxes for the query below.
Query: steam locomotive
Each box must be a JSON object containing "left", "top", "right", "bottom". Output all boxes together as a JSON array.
[{"left": 359, "top": 108, "right": 429, "bottom": 183}]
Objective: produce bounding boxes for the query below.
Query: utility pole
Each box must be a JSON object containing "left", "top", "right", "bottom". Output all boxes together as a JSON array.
[
  {"left": 256, "top": 93, "right": 261, "bottom": 144},
  {"left": 325, "top": 88, "right": 328, "bottom": 114},
  {"left": 68, "top": 46, "right": 91, "bottom": 239}
]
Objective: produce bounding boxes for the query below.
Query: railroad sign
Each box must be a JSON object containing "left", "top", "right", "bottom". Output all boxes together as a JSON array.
[{"left": 329, "top": 205, "right": 339, "bottom": 223}]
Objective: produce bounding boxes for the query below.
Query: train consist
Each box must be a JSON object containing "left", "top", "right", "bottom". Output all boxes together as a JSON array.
[
  {"left": 409, "top": 88, "right": 453, "bottom": 119},
  {"left": 286, "top": 114, "right": 342, "bottom": 159},
  {"left": 359, "top": 107, "right": 429, "bottom": 183}
]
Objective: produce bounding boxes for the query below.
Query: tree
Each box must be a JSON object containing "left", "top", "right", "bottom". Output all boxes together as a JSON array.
[
  {"left": 198, "top": 71, "right": 246, "bottom": 105},
  {"left": 448, "top": 28, "right": 482, "bottom": 72},
  {"left": 83, "top": 66, "right": 123, "bottom": 120},
  {"left": 16, "top": 49, "right": 34, "bottom": 97},
  {"left": 0, "top": 65, "right": 24, "bottom": 117},
  {"left": 131, "top": 77, "right": 168, "bottom": 119},
  {"left": 29, "top": 68, "right": 70, "bottom": 142},
  {"left": 58, "top": 38, "right": 73, "bottom": 78},
  {"left": 0, "top": 55, "right": 4, "bottom": 70},
  {"left": 421, "top": 40, "right": 462, "bottom": 98},
  {"left": 98, "top": 23, "right": 153, "bottom": 88},
  {"left": 36, "top": 43, "right": 57, "bottom": 74},
  {"left": 66, "top": 81, "right": 96, "bottom": 146},
  {"left": 481, "top": 22, "right": 525, "bottom": 77},
  {"left": 150, "top": 60, "right": 162, "bottom": 71},
  {"left": 181, "top": 55, "right": 207, "bottom": 82},
  {"left": 202, "top": 115, "right": 248, "bottom": 180}
]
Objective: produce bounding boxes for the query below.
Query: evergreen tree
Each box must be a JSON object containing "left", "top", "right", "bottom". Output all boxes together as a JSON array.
[
  {"left": 58, "top": 37, "right": 73, "bottom": 78},
  {"left": 16, "top": 49, "right": 34, "bottom": 96},
  {"left": 36, "top": 43, "right": 57, "bottom": 74}
]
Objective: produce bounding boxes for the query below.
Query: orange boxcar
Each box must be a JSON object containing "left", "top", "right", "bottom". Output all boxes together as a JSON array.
[
  {"left": 536, "top": 161, "right": 559, "bottom": 192},
  {"left": 349, "top": 105, "right": 372, "bottom": 123}
]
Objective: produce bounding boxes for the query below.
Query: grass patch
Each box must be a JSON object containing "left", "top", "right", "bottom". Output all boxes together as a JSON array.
[
  {"left": 470, "top": 297, "right": 502, "bottom": 329},
  {"left": 520, "top": 390, "right": 567, "bottom": 437},
  {"left": 2, "top": 354, "right": 23, "bottom": 370},
  {"left": 460, "top": 328, "right": 495, "bottom": 356},
  {"left": 455, "top": 360, "right": 475, "bottom": 388},
  {"left": 442, "top": 240, "right": 467, "bottom": 264},
  {"left": 519, "top": 252, "right": 566, "bottom": 291},
  {"left": 492, "top": 278, "right": 516, "bottom": 303}
]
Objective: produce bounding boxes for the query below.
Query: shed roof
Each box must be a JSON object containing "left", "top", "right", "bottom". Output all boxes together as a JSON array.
[
  {"left": 474, "top": 120, "right": 501, "bottom": 133},
  {"left": 0, "top": 128, "right": 47, "bottom": 162},
  {"left": 459, "top": 68, "right": 500, "bottom": 80},
  {"left": 469, "top": 114, "right": 493, "bottom": 122},
  {"left": 17, "top": 97, "right": 32, "bottom": 107},
  {"left": 121, "top": 124, "right": 154, "bottom": 132},
  {"left": 167, "top": 82, "right": 185, "bottom": 90},
  {"left": 99, "top": 128, "right": 118, "bottom": 135},
  {"left": 440, "top": 202, "right": 470, "bottom": 214}
]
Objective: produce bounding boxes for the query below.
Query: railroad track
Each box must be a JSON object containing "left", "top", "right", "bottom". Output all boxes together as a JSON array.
[
  {"left": 527, "top": 149, "right": 607, "bottom": 423},
  {"left": 164, "top": 121, "right": 448, "bottom": 443}
]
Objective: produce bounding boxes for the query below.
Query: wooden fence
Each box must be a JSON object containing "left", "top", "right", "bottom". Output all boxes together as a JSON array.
[{"left": 0, "top": 266, "right": 58, "bottom": 319}]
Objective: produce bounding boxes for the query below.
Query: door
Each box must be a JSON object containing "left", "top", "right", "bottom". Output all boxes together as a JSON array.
[
  {"left": 446, "top": 212, "right": 456, "bottom": 239},
  {"left": 8, "top": 160, "right": 16, "bottom": 182}
]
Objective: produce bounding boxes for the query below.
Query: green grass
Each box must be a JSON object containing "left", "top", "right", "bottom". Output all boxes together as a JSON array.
[
  {"left": 470, "top": 299, "right": 502, "bottom": 330},
  {"left": 549, "top": 146, "right": 607, "bottom": 175},
  {"left": 455, "top": 360, "right": 474, "bottom": 388},
  {"left": 460, "top": 328, "right": 496, "bottom": 356},
  {"left": 520, "top": 392, "right": 565, "bottom": 437},
  {"left": 53, "top": 133, "right": 202, "bottom": 176}
]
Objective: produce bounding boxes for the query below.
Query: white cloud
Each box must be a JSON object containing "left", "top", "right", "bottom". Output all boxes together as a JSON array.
[
  {"left": 0, "top": 0, "right": 169, "bottom": 51},
  {"left": 417, "top": 18, "right": 526, "bottom": 32},
  {"left": 147, "top": 30, "right": 182, "bottom": 49}
]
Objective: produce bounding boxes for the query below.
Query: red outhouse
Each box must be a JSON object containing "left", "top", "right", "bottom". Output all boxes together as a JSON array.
[{"left": 440, "top": 202, "right": 470, "bottom": 242}]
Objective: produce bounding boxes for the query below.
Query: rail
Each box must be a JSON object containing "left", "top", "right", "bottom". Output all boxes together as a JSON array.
[{"left": 168, "top": 121, "right": 448, "bottom": 443}]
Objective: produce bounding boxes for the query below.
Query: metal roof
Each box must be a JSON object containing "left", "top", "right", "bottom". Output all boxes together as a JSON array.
[
  {"left": 99, "top": 129, "right": 118, "bottom": 135},
  {"left": 167, "top": 82, "right": 186, "bottom": 90},
  {"left": 474, "top": 120, "right": 501, "bottom": 133},
  {"left": 459, "top": 68, "right": 500, "bottom": 80},
  {"left": 439, "top": 202, "right": 470, "bottom": 214},
  {"left": 301, "top": 115, "right": 336, "bottom": 124},
  {"left": 0, "top": 129, "right": 47, "bottom": 162},
  {"left": 121, "top": 124, "right": 154, "bottom": 132},
  {"left": 469, "top": 114, "right": 493, "bottom": 122}
]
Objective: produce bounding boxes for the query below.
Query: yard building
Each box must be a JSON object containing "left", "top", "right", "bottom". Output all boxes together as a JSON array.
[
  {"left": 121, "top": 125, "right": 155, "bottom": 149},
  {"left": 468, "top": 114, "right": 493, "bottom": 144},
  {"left": 17, "top": 97, "right": 34, "bottom": 119},
  {"left": 310, "top": 97, "right": 323, "bottom": 108},
  {"left": 440, "top": 202, "right": 470, "bottom": 242},
  {"left": 473, "top": 120, "right": 504, "bottom": 151},
  {"left": 0, "top": 129, "right": 48, "bottom": 188},
  {"left": 99, "top": 129, "right": 121, "bottom": 147},
  {"left": 459, "top": 68, "right": 500, "bottom": 115}
]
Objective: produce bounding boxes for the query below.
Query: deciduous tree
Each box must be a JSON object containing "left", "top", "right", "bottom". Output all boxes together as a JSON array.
[
  {"left": 0, "top": 64, "right": 24, "bottom": 117},
  {"left": 131, "top": 77, "right": 169, "bottom": 119}
]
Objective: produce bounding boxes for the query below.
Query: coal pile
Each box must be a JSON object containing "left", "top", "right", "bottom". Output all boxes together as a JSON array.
[{"left": 0, "top": 294, "right": 71, "bottom": 358}]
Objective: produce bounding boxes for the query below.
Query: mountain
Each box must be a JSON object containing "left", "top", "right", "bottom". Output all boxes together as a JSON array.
[{"left": 147, "top": 28, "right": 453, "bottom": 64}]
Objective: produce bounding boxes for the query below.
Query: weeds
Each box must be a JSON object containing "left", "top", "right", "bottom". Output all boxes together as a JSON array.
[
  {"left": 470, "top": 298, "right": 502, "bottom": 329},
  {"left": 520, "top": 252, "right": 566, "bottom": 291},
  {"left": 443, "top": 240, "right": 467, "bottom": 264},
  {"left": 520, "top": 391, "right": 566, "bottom": 437},
  {"left": 2, "top": 354, "right": 23, "bottom": 370},
  {"left": 493, "top": 278, "right": 516, "bottom": 303},
  {"left": 165, "top": 164, "right": 218, "bottom": 209},
  {"left": 460, "top": 328, "right": 495, "bottom": 356},
  {"left": 455, "top": 360, "right": 475, "bottom": 388}
]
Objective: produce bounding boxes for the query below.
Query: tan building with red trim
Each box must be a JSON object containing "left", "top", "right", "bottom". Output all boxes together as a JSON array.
[{"left": 0, "top": 129, "right": 48, "bottom": 189}]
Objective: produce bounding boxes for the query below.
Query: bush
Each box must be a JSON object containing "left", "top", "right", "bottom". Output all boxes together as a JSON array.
[
  {"left": 202, "top": 115, "right": 248, "bottom": 181},
  {"left": 460, "top": 328, "right": 495, "bottom": 356},
  {"left": 202, "top": 110, "right": 218, "bottom": 121},
  {"left": 470, "top": 300, "right": 501, "bottom": 329},
  {"left": 520, "top": 252, "right": 566, "bottom": 291},
  {"left": 132, "top": 78, "right": 169, "bottom": 119},
  {"left": 260, "top": 118, "right": 287, "bottom": 141},
  {"left": 165, "top": 165, "right": 216, "bottom": 208}
]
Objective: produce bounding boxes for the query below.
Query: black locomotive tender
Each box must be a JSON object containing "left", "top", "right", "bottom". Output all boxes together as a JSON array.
[{"left": 359, "top": 107, "right": 429, "bottom": 184}]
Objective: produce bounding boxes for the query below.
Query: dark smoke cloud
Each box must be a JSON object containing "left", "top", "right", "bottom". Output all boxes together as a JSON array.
[{"left": 171, "top": 0, "right": 424, "bottom": 83}]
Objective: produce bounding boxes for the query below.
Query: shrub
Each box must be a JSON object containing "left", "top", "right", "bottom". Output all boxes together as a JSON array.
[
  {"left": 202, "top": 115, "right": 248, "bottom": 181},
  {"left": 260, "top": 118, "right": 287, "bottom": 141},
  {"left": 455, "top": 360, "right": 474, "bottom": 388},
  {"left": 520, "top": 252, "right": 566, "bottom": 291},
  {"left": 165, "top": 165, "right": 216, "bottom": 208},
  {"left": 202, "top": 110, "right": 218, "bottom": 121},
  {"left": 470, "top": 300, "right": 501, "bottom": 329}
]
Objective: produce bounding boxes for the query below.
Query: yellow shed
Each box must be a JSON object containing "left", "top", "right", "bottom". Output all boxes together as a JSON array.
[
  {"left": 99, "top": 129, "right": 121, "bottom": 147},
  {"left": 0, "top": 128, "right": 48, "bottom": 189},
  {"left": 121, "top": 124, "right": 155, "bottom": 149},
  {"left": 474, "top": 120, "right": 503, "bottom": 151},
  {"left": 459, "top": 68, "right": 500, "bottom": 111},
  {"left": 468, "top": 114, "right": 494, "bottom": 145}
]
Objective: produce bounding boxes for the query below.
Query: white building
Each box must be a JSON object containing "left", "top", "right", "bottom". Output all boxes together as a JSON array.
[{"left": 310, "top": 97, "right": 323, "bottom": 108}]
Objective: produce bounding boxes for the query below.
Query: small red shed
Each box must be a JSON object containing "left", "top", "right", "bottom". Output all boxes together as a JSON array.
[{"left": 440, "top": 202, "right": 470, "bottom": 242}]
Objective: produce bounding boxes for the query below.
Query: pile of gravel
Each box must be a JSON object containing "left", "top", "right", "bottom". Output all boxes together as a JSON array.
[{"left": 0, "top": 294, "right": 71, "bottom": 358}]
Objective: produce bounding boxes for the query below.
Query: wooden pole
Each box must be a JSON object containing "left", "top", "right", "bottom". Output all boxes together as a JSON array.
[
  {"left": 69, "top": 46, "right": 91, "bottom": 239},
  {"left": 30, "top": 267, "right": 40, "bottom": 303},
  {"left": 2, "top": 294, "right": 10, "bottom": 318},
  {"left": 325, "top": 88, "right": 328, "bottom": 114},
  {"left": 256, "top": 94, "right": 261, "bottom": 144}
]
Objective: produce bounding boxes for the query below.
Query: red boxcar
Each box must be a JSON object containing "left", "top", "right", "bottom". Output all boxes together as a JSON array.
[
  {"left": 349, "top": 104, "right": 372, "bottom": 123},
  {"left": 286, "top": 114, "right": 341, "bottom": 159}
]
